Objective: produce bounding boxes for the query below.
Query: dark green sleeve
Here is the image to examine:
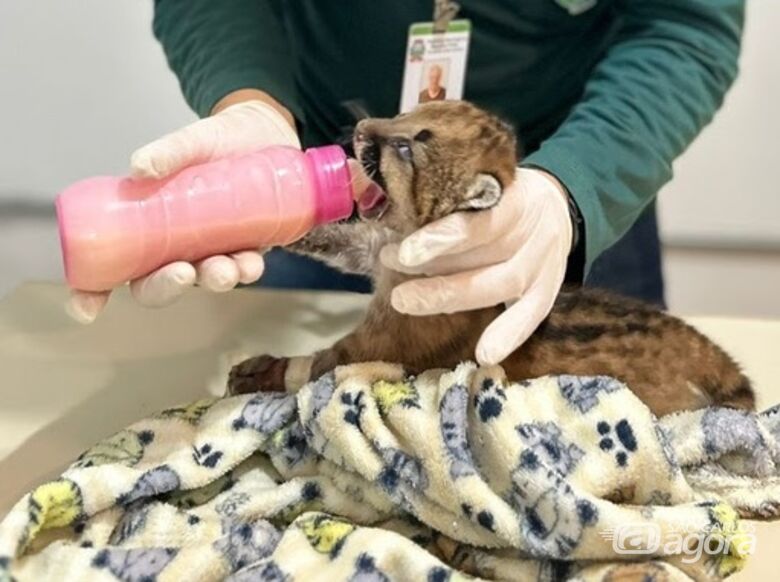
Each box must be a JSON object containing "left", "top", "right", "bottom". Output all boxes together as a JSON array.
[
  {"left": 152, "top": 0, "right": 302, "bottom": 120},
  {"left": 523, "top": 0, "right": 744, "bottom": 274}
]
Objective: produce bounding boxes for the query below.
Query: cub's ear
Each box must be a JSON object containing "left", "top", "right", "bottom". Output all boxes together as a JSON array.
[{"left": 456, "top": 173, "right": 503, "bottom": 211}]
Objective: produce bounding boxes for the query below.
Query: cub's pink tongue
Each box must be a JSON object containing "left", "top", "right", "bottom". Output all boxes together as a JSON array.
[
  {"left": 358, "top": 182, "right": 387, "bottom": 213},
  {"left": 347, "top": 159, "right": 371, "bottom": 200}
]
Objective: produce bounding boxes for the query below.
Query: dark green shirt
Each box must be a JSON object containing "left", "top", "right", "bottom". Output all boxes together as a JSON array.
[{"left": 152, "top": 0, "right": 744, "bottom": 273}]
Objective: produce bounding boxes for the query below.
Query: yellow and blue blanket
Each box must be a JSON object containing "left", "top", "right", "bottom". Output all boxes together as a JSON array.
[{"left": 2, "top": 362, "right": 779, "bottom": 581}]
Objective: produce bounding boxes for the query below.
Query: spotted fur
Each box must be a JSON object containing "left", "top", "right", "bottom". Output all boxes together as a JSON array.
[{"left": 229, "top": 101, "right": 754, "bottom": 417}]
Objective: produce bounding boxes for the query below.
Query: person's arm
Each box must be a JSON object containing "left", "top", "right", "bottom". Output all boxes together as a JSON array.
[
  {"left": 152, "top": 0, "right": 302, "bottom": 121},
  {"left": 68, "top": 1, "right": 303, "bottom": 324},
  {"left": 523, "top": 0, "right": 745, "bottom": 275},
  {"left": 381, "top": 0, "right": 744, "bottom": 364}
]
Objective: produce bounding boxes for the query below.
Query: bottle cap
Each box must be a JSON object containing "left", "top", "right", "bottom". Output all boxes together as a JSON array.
[{"left": 305, "top": 145, "right": 355, "bottom": 224}]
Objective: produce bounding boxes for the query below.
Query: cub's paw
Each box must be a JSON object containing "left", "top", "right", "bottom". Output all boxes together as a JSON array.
[{"left": 227, "top": 355, "right": 289, "bottom": 395}]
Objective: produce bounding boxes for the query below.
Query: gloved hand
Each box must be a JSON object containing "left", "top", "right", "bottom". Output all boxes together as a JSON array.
[
  {"left": 67, "top": 98, "right": 299, "bottom": 324},
  {"left": 379, "top": 168, "right": 573, "bottom": 365}
]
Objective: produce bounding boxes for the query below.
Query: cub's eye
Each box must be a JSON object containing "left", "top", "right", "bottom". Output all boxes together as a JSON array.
[{"left": 393, "top": 140, "right": 413, "bottom": 162}]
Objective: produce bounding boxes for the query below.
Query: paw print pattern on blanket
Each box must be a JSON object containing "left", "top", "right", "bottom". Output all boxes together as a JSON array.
[
  {"left": 192, "top": 443, "right": 224, "bottom": 469},
  {"left": 226, "top": 560, "right": 289, "bottom": 582},
  {"left": 596, "top": 419, "right": 637, "bottom": 468},
  {"left": 427, "top": 566, "right": 456, "bottom": 582},
  {"left": 117, "top": 466, "right": 181, "bottom": 506},
  {"left": 270, "top": 421, "right": 310, "bottom": 469},
  {"left": 511, "top": 470, "right": 598, "bottom": 558},
  {"left": 440, "top": 384, "right": 477, "bottom": 479},
  {"left": 73, "top": 429, "right": 154, "bottom": 469},
  {"left": 341, "top": 391, "right": 367, "bottom": 429},
  {"left": 558, "top": 376, "right": 623, "bottom": 413},
  {"left": 459, "top": 503, "right": 497, "bottom": 532},
  {"left": 511, "top": 423, "right": 596, "bottom": 557},
  {"left": 348, "top": 554, "right": 390, "bottom": 582},
  {"left": 378, "top": 448, "right": 429, "bottom": 497},
  {"left": 4, "top": 364, "right": 774, "bottom": 581},
  {"left": 517, "top": 422, "right": 584, "bottom": 477},
  {"left": 214, "top": 520, "right": 281, "bottom": 572},
  {"left": 474, "top": 378, "right": 507, "bottom": 423},
  {"left": 274, "top": 482, "right": 326, "bottom": 524},
  {"left": 233, "top": 393, "right": 296, "bottom": 434},
  {"left": 91, "top": 548, "right": 177, "bottom": 582}
]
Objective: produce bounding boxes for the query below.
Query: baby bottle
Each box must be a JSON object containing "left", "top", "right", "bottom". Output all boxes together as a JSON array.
[{"left": 55, "top": 145, "right": 355, "bottom": 292}]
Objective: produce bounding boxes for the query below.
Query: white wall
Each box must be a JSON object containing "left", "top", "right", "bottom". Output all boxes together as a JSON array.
[
  {"left": 658, "top": 0, "right": 780, "bottom": 248},
  {"left": 664, "top": 247, "right": 780, "bottom": 318},
  {"left": 657, "top": 0, "right": 780, "bottom": 317},
  {"left": 0, "top": 0, "right": 193, "bottom": 199}
]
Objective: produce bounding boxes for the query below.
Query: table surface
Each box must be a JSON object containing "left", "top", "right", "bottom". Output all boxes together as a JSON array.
[{"left": 1, "top": 282, "right": 778, "bottom": 579}]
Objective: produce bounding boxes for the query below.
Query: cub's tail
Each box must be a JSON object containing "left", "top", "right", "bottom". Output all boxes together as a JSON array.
[{"left": 713, "top": 372, "right": 756, "bottom": 411}]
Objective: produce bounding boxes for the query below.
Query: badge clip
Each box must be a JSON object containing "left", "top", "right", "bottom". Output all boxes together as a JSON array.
[{"left": 433, "top": 0, "right": 460, "bottom": 33}]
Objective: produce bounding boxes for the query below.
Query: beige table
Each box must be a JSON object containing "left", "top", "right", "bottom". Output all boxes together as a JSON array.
[{"left": 1, "top": 282, "right": 778, "bottom": 579}]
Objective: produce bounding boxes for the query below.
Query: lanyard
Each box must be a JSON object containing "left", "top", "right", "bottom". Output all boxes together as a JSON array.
[{"left": 433, "top": 0, "right": 460, "bottom": 33}]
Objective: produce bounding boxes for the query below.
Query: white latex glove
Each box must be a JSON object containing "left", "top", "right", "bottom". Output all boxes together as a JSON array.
[
  {"left": 379, "top": 168, "right": 573, "bottom": 366},
  {"left": 67, "top": 100, "right": 300, "bottom": 324}
]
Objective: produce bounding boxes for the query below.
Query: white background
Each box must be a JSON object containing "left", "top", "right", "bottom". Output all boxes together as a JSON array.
[
  {"left": 657, "top": 0, "right": 780, "bottom": 247},
  {"left": 0, "top": 0, "right": 194, "bottom": 198}
]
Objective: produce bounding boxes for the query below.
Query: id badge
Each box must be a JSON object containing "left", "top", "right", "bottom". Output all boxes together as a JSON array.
[{"left": 399, "top": 19, "right": 472, "bottom": 114}]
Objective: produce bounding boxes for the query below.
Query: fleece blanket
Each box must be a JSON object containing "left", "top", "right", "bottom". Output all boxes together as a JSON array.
[{"left": 2, "top": 362, "right": 780, "bottom": 582}]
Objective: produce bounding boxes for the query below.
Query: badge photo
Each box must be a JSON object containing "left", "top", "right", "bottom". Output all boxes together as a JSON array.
[{"left": 399, "top": 20, "right": 471, "bottom": 114}]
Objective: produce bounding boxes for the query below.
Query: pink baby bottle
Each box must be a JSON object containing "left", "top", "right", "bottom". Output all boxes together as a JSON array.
[{"left": 55, "top": 145, "right": 355, "bottom": 292}]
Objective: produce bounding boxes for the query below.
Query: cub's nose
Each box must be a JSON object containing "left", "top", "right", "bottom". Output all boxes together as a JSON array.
[
  {"left": 353, "top": 123, "right": 380, "bottom": 168},
  {"left": 353, "top": 120, "right": 372, "bottom": 146},
  {"left": 353, "top": 130, "right": 370, "bottom": 149},
  {"left": 355, "top": 118, "right": 386, "bottom": 144}
]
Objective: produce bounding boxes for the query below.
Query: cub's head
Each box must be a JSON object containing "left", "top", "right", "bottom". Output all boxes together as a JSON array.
[{"left": 353, "top": 101, "right": 518, "bottom": 235}]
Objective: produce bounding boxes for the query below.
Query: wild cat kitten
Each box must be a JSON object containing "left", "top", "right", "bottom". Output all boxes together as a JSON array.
[{"left": 228, "top": 101, "right": 755, "bottom": 417}]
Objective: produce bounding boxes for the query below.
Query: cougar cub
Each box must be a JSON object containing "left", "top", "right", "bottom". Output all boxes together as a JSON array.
[{"left": 228, "top": 101, "right": 754, "bottom": 417}]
